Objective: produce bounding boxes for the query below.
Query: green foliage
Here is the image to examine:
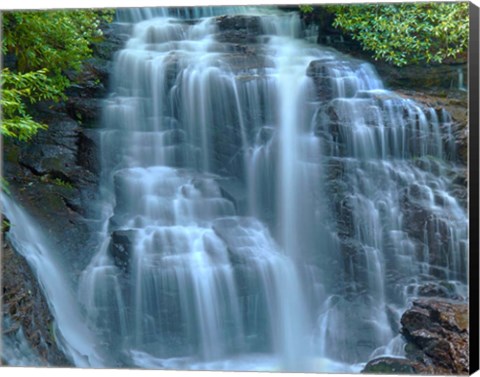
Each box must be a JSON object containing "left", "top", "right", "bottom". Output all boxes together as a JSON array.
[
  {"left": 1, "top": 177, "right": 11, "bottom": 196},
  {"left": 299, "top": 5, "right": 314, "bottom": 14},
  {"left": 1, "top": 9, "right": 114, "bottom": 141},
  {"left": 2, "top": 10, "right": 115, "bottom": 88},
  {"left": 38, "top": 174, "right": 74, "bottom": 189},
  {"left": 2, "top": 218, "right": 11, "bottom": 233},
  {"left": 1, "top": 68, "right": 61, "bottom": 140},
  {"left": 52, "top": 178, "right": 73, "bottom": 189},
  {"left": 327, "top": 2, "right": 469, "bottom": 66}
]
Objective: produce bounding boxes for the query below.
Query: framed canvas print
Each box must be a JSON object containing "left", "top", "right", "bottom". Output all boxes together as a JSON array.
[{"left": 1, "top": 0, "right": 479, "bottom": 375}]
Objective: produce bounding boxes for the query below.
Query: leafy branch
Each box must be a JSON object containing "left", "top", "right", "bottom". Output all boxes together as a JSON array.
[{"left": 1, "top": 9, "right": 114, "bottom": 141}]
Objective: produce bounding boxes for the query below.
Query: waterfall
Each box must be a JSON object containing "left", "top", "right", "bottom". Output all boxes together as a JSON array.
[
  {"left": 78, "top": 10, "right": 317, "bottom": 371},
  {"left": 2, "top": 6, "right": 468, "bottom": 372}
]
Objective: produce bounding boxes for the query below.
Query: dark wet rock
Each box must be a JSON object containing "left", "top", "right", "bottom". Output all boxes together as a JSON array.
[
  {"left": 66, "top": 97, "right": 103, "bottom": 127},
  {"left": 18, "top": 119, "right": 77, "bottom": 170},
  {"left": 17, "top": 117, "right": 98, "bottom": 190},
  {"left": 303, "top": 7, "right": 340, "bottom": 45},
  {"left": 77, "top": 129, "right": 102, "bottom": 176},
  {"left": 1, "top": 238, "right": 71, "bottom": 366},
  {"left": 314, "top": 121, "right": 344, "bottom": 156},
  {"left": 401, "top": 299, "right": 469, "bottom": 374},
  {"left": 65, "top": 62, "right": 108, "bottom": 99},
  {"left": 362, "top": 357, "right": 419, "bottom": 374},
  {"left": 109, "top": 230, "right": 137, "bottom": 273},
  {"left": 215, "top": 15, "right": 262, "bottom": 44},
  {"left": 306, "top": 59, "right": 336, "bottom": 100},
  {"left": 378, "top": 64, "right": 467, "bottom": 93},
  {"left": 416, "top": 282, "right": 463, "bottom": 300},
  {"left": 92, "top": 22, "right": 132, "bottom": 61}
]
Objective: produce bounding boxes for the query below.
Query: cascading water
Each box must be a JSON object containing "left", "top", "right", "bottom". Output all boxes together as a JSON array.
[
  {"left": 2, "top": 6, "right": 468, "bottom": 372},
  {"left": 78, "top": 10, "right": 315, "bottom": 371}
]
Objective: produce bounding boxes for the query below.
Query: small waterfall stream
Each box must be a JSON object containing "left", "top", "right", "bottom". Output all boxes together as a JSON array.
[
  {"left": 1, "top": 197, "right": 104, "bottom": 367},
  {"left": 2, "top": 6, "right": 468, "bottom": 372}
]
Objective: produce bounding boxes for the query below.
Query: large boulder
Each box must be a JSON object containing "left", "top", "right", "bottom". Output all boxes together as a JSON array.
[{"left": 400, "top": 299, "right": 469, "bottom": 374}]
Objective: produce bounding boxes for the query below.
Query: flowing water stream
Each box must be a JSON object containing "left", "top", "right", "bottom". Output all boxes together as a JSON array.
[{"left": 2, "top": 6, "right": 468, "bottom": 372}]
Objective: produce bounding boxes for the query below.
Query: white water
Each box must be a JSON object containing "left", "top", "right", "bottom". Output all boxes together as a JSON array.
[{"left": 2, "top": 6, "right": 468, "bottom": 372}]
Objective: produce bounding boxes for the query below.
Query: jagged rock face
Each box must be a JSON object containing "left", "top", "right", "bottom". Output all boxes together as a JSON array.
[
  {"left": 400, "top": 299, "right": 469, "bottom": 374},
  {"left": 18, "top": 117, "right": 95, "bottom": 186}
]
